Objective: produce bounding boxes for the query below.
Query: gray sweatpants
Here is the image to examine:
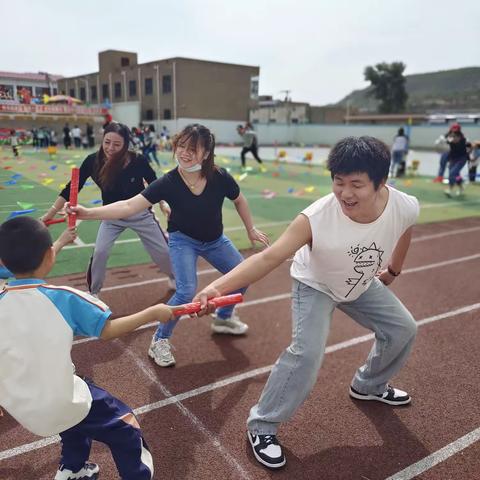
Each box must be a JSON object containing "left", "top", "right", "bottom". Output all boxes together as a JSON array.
[
  {"left": 87, "top": 209, "right": 173, "bottom": 294},
  {"left": 247, "top": 278, "right": 417, "bottom": 435}
]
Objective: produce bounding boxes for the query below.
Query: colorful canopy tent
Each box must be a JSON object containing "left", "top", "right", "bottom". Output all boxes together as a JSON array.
[{"left": 45, "top": 95, "right": 83, "bottom": 105}]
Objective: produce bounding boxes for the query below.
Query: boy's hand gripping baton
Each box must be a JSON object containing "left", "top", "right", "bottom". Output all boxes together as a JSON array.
[
  {"left": 171, "top": 293, "right": 243, "bottom": 316},
  {"left": 44, "top": 167, "right": 80, "bottom": 227}
]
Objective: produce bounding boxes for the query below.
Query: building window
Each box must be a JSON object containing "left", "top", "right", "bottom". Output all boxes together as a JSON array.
[
  {"left": 162, "top": 75, "right": 171, "bottom": 94},
  {"left": 145, "top": 78, "right": 153, "bottom": 95},
  {"left": 163, "top": 109, "right": 171, "bottom": 120},
  {"left": 146, "top": 109, "right": 154, "bottom": 120},
  {"left": 80, "top": 87, "right": 86, "bottom": 101},
  {"left": 69, "top": 88, "right": 75, "bottom": 98},
  {"left": 250, "top": 76, "right": 259, "bottom": 100},
  {"left": 53, "top": 88, "right": 58, "bottom": 95},
  {"left": 291, "top": 118, "right": 298, "bottom": 124},
  {"left": 121, "top": 57, "right": 130, "bottom": 67},
  {"left": 114, "top": 82, "right": 121, "bottom": 99},
  {"left": 90, "top": 85, "right": 97, "bottom": 101},
  {"left": 102, "top": 84, "right": 109, "bottom": 100},
  {"left": 129, "top": 80, "right": 137, "bottom": 97},
  {"left": 269, "top": 118, "right": 277, "bottom": 123}
]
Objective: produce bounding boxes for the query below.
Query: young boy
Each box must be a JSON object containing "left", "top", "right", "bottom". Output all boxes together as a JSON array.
[
  {"left": 0, "top": 216, "right": 175, "bottom": 480},
  {"left": 195, "top": 136, "right": 420, "bottom": 469}
]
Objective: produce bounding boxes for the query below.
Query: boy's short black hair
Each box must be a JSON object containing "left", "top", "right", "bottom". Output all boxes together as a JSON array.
[
  {"left": 327, "top": 136, "right": 390, "bottom": 189},
  {"left": 0, "top": 216, "right": 53, "bottom": 274}
]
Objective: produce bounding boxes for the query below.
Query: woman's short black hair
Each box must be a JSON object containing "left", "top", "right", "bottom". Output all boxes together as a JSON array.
[
  {"left": 327, "top": 136, "right": 391, "bottom": 189},
  {"left": 0, "top": 217, "right": 53, "bottom": 274}
]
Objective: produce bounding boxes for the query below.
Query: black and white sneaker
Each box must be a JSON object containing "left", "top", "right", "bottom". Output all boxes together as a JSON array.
[
  {"left": 247, "top": 431, "right": 286, "bottom": 469},
  {"left": 54, "top": 462, "right": 99, "bottom": 479},
  {"left": 349, "top": 385, "right": 411, "bottom": 405}
]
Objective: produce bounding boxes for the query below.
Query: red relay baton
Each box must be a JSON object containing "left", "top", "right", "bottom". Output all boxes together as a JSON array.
[
  {"left": 44, "top": 167, "right": 80, "bottom": 227},
  {"left": 172, "top": 293, "right": 243, "bottom": 316},
  {"left": 67, "top": 167, "right": 79, "bottom": 227},
  {"left": 44, "top": 218, "right": 67, "bottom": 225}
]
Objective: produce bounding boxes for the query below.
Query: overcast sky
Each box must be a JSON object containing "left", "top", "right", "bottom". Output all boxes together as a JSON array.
[{"left": 3, "top": 0, "right": 479, "bottom": 105}]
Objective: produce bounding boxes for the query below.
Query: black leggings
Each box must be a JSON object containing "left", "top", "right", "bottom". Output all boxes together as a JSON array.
[{"left": 240, "top": 145, "right": 262, "bottom": 167}]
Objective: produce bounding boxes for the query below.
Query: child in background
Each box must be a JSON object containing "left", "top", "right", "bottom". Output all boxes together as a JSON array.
[
  {"left": 9, "top": 129, "right": 19, "bottom": 157},
  {"left": 390, "top": 127, "right": 409, "bottom": 178},
  {"left": 0, "top": 216, "right": 177, "bottom": 479},
  {"left": 468, "top": 141, "right": 480, "bottom": 183}
]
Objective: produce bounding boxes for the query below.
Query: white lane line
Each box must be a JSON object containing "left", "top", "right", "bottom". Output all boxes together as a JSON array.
[
  {"left": 385, "top": 427, "right": 480, "bottom": 480},
  {"left": 73, "top": 253, "right": 480, "bottom": 346},
  {"left": 72, "top": 293, "right": 292, "bottom": 345},
  {"left": 62, "top": 220, "right": 291, "bottom": 250},
  {"left": 60, "top": 223, "right": 480, "bottom": 251},
  {"left": 421, "top": 199, "right": 480, "bottom": 209},
  {"left": 403, "top": 253, "right": 480, "bottom": 274},
  {"left": 412, "top": 225, "right": 480, "bottom": 242},
  {"left": 2, "top": 301, "right": 479, "bottom": 462},
  {"left": 97, "top": 249, "right": 480, "bottom": 295},
  {"left": 121, "top": 341, "right": 253, "bottom": 480}
]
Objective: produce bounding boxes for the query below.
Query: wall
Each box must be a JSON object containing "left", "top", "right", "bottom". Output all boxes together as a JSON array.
[
  {"left": 151, "top": 118, "right": 245, "bottom": 143},
  {"left": 140, "top": 117, "right": 480, "bottom": 148}
]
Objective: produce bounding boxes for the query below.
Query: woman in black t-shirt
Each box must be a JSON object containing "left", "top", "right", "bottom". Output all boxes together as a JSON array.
[
  {"left": 41, "top": 122, "right": 174, "bottom": 296},
  {"left": 69, "top": 124, "right": 269, "bottom": 367}
]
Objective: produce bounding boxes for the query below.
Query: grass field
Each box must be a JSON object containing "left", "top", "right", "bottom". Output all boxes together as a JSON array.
[{"left": 1, "top": 146, "right": 479, "bottom": 277}]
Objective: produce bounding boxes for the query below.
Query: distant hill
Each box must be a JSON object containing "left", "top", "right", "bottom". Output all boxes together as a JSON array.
[{"left": 336, "top": 67, "right": 480, "bottom": 113}]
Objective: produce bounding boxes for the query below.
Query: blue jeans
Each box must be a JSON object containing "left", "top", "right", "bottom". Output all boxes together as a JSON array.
[
  {"left": 438, "top": 151, "right": 449, "bottom": 177},
  {"left": 154, "top": 231, "right": 246, "bottom": 339},
  {"left": 248, "top": 278, "right": 417, "bottom": 435},
  {"left": 448, "top": 157, "right": 468, "bottom": 186}
]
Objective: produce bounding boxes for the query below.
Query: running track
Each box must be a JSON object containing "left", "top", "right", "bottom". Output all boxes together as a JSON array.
[{"left": 1, "top": 217, "right": 479, "bottom": 479}]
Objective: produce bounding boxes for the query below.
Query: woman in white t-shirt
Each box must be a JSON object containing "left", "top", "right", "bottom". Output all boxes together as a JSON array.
[{"left": 195, "top": 136, "right": 420, "bottom": 469}]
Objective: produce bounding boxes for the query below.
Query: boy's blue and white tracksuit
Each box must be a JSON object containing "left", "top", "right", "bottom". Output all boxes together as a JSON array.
[{"left": 0, "top": 279, "right": 153, "bottom": 479}]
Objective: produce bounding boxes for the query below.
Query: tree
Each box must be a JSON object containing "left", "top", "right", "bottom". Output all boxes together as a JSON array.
[{"left": 364, "top": 62, "right": 408, "bottom": 113}]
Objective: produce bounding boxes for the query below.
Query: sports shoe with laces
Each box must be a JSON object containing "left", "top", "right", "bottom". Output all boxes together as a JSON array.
[
  {"left": 247, "top": 431, "right": 286, "bottom": 469},
  {"left": 444, "top": 189, "right": 453, "bottom": 198},
  {"left": 349, "top": 385, "right": 411, "bottom": 405},
  {"left": 211, "top": 313, "right": 248, "bottom": 335},
  {"left": 148, "top": 337, "right": 176, "bottom": 367},
  {"left": 54, "top": 462, "right": 99, "bottom": 480}
]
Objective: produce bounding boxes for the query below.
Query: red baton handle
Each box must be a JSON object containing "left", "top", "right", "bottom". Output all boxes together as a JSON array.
[
  {"left": 44, "top": 218, "right": 66, "bottom": 226},
  {"left": 172, "top": 293, "right": 243, "bottom": 316},
  {"left": 68, "top": 167, "right": 80, "bottom": 228}
]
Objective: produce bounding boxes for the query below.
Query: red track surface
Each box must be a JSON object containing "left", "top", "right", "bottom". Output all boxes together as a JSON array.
[{"left": 1, "top": 217, "right": 480, "bottom": 479}]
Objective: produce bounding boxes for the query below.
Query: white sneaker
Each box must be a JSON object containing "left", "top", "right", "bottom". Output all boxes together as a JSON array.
[
  {"left": 148, "top": 337, "right": 176, "bottom": 367},
  {"left": 54, "top": 462, "right": 99, "bottom": 480},
  {"left": 211, "top": 314, "right": 248, "bottom": 335}
]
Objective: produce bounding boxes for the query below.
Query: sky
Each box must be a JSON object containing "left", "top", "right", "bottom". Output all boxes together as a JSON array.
[{"left": 2, "top": 0, "right": 479, "bottom": 106}]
